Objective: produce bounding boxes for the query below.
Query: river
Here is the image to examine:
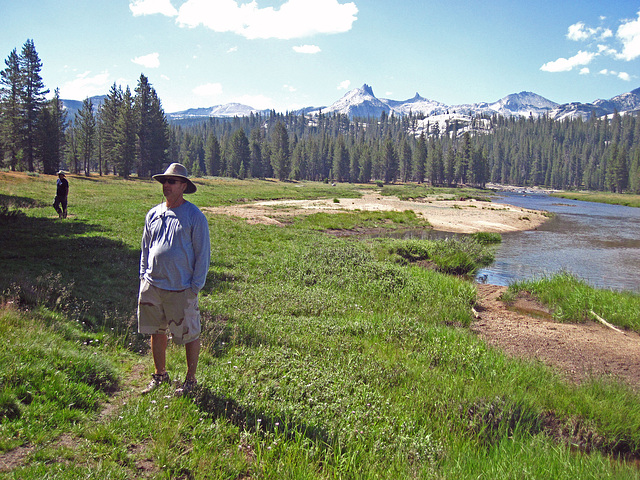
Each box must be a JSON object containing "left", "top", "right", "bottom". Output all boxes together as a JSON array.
[{"left": 476, "top": 191, "right": 640, "bottom": 293}]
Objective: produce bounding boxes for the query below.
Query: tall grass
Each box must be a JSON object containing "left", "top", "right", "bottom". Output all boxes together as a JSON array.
[
  {"left": 1, "top": 173, "right": 640, "bottom": 478},
  {"left": 552, "top": 191, "right": 640, "bottom": 208},
  {"left": 507, "top": 271, "right": 640, "bottom": 331}
]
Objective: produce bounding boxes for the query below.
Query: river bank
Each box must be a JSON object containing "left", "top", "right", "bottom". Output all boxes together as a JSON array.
[{"left": 204, "top": 191, "right": 550, "bottom": 234}]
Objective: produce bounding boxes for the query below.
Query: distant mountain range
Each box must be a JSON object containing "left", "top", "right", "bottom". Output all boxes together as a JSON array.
[{"left": 61, "top": 84, "right": 640, "bottom": 124}]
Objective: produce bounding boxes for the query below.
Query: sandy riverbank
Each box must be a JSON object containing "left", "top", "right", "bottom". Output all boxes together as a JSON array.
[{"left": 203, "top": 191, "right": 549, "bottom": 234}]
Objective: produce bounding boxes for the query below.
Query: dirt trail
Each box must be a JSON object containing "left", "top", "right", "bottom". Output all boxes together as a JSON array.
[{"left": 472, "top": 284, "right": 640, "bottom": 389}]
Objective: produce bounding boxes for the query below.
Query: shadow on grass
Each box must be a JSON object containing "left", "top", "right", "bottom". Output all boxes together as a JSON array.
[
  {"left": 0, "top": 193, "right": 47, "bottom": 209},
  {"left": 0, "top": 202, "right": 140, "bottom": 330},
  {"left": 193, "top": 386, "right": 332, "bottom": 448}
]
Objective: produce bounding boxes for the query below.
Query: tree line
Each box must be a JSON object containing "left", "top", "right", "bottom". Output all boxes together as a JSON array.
[
  {"left": 1, "top": 40, "right": 640, "bottom": 193},
  {"left": 0, "top": 40, "right": 168, "bottom": 177}
]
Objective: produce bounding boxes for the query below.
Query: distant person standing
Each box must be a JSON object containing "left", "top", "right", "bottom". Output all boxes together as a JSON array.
[
  {"left": 53, "top": 170, "right": 69, "bottom": 219},
  {"left": 138, "top": 163, "right": 211, "bottom": 396}
]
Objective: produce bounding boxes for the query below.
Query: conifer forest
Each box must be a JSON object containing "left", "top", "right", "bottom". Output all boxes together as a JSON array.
[{"left": 2, "top": 40, "right": 640, "bottom": 193}]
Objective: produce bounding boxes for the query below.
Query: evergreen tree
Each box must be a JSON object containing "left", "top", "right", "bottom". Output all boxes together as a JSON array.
[
  {"left": 135, "top": 74, "right": 168, "bottom": 177},
  {"left": 249, "top": 127, "right": 263, "bottom": 178},
  {"left": 114, "top": 87, "right": 136, "bottom": 178},
  {"left": 333, "top": 135, "right": 349, "bottom": 182},
  {"left": 229, "top": 128, "right": 250, "bottom": 178},
  {"left": 99, "top": 83, "right": 123, "bottom": 176},
  {"left": 382, "top": 138, "right": 398, "bottom": 183},
  {"left": 444, "top": 146, "right": 455, "bottom": 186},
  {"left": 349, "top": 143, "right": 360, "bottom": 183},
  {"left": 0, "top": 48, "right": 22, "bottom": 170},
  {"left": 413, "top": 133, "right": 426, "bottom": 183},
  {"left": 19, "top": 39, "right": 49, "bottom": 171},
  {"left": 270, "top": 122, "right": 290, "bottom": 180},
  {"left": 76, "top": 97, "right": 96, "bottom": 176},
  {"left": 205, "top": 132, "right": 222, "bottom": 176},
  {"left": 38, "top": 89, "right": 67, "bottom": 174},
  {"left": 399, "top": 138, "right": 412, "bottom": 182}
]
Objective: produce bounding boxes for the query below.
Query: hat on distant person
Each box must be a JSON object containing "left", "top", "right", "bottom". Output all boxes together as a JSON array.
[
  {"left": 152, "top": 163, "right": 197, "bottom": 194},
  {"left": 57, "top": 170, "right": 66, "bottom": 176}
]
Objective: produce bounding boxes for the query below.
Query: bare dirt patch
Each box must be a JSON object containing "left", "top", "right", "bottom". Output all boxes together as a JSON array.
[
  {"left": 203, "top": 192, "right": 548, "bottom": 233},
  {"left": 472, "top": 284, "right": 640, "bottom": 390}
]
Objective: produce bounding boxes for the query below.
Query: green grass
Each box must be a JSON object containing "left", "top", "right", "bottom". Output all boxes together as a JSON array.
[
  {"left": 552, "top": 191, "right": 640, "bottom": 208},
  {"left": 506, "top": 271, "right": 640, "bottom": 332},
  {"left": 1, "top": 172, "right": 640, "bottom": 478}
]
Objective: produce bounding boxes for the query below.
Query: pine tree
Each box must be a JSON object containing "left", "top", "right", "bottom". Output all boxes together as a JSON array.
[
  {"left": 19, "top": 39, "right": 49, "bottom": 171},
  {"left": 333, "top": 135, "right": 349, "bottom": 182},
  {"left": 382, "top": 138, "right": 398, "bottom": 183},
  {"left": 249, "top": 127, "right": 263, "bottom": 178},
  {"left": 38, "top": 89, "right": 67, "bottom": 174},
  {"left": 99, "top": 83, "right": 123, "bottom": 176},
  {"left": 229, "top": 128, "right": 250, "bottom": 178},
  {"left": 205, "top": 132, "right": 222, "bottom": 176},
  {"left": 76, "top": 97, "right": 95, "bottom": 176},
  {"left": 135, "top": 74, "right": 168, "bottom": 177},
  {"left": 270, "top": 122, "right": 290, "bottom": 180},
  {"left": 0, "top": 48, "right": 23, "bottom": 170},
  {"left": 412, "top": 133, "right": 426, "bottom": 183},
  {"left": 114, "top": 87, "right": 136, "bottom": 178}
]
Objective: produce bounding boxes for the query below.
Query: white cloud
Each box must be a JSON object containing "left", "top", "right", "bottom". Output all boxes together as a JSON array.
[
  {"left": 132, "top": 52, "right": 160, "bottom": 68},
  {"left": 293, "top": 44, "right": 321, "bottom": 54},
  {"left": 337, "top": 80, "right": 350, "bottom": 90},
  {"left": 540, "top": 50, "right": 596, "bottom": 72},
  {"left": 598, "top": 44, "right": 618, "bottom": 56},
  {"left": 174, "top": 0, "right": 358, "bottom": 40},
  {"left": 193, "top": 82, "right": 223, "bottom": 97},
  {"left": 283, "top": 84, "right": 297, "bottom": 92},
  {"left": 616, "top": 10, "right": 640, "bottom": 61},
  {"left": 129, "top": 0, "right": 177, "bottom": 16},
  {"left": 567, "top": 22, "right": 613, "bottom": 42},
  {"left": 600, "top": 69, "right": 611, "bottom": 75},
  {"left": 567, "top": 22, "right": 590, "bottom": 41},
  {"left": 59, "top": 71, "right": 111, "bottom": 100},
  {"left": 580, "top": 67, "right": 590, "bottom": 75},
  {"left": 619, "top": 71, "right": 631, "bottom": 81},
  {"left": 227, "top": 46, "right": 238, "bottom": 53}
]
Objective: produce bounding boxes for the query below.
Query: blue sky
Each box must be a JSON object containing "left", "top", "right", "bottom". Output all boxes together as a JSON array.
[{"left": 3, "top": 0, "right": 640, "bottom": 113}]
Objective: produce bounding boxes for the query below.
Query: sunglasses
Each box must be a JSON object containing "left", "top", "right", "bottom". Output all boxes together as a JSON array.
[{"left": 161, "top": 178, "right": 185, "bottom": 185}]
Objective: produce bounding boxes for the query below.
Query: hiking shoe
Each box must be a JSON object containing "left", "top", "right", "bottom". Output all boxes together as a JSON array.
[
  {"left": 141, "top": 372, "right": 171, "bottom": 394},
  {"left": 174, "top": 379, "right": 197, "bottom": 397}
]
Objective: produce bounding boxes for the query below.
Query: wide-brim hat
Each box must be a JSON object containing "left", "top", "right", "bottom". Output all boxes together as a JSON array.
[
  {"left": 57, "top": 170, "right": 66, "bottom": 176},
  {"left": 152, "top": 163, "right": 197, "bottom": 194}
]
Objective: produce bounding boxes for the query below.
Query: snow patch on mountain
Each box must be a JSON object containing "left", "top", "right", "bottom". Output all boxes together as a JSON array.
[
  {"left": 63, "top": 83, "right": 640, "bottom": 124},
  {"left": 169, "top": 103, "right": 267, "bottom": 119}
]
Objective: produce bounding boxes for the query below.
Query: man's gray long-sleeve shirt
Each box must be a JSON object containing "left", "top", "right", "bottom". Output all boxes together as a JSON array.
[{"left": 140, "top": 201, "right": 210, "bottom": 294}]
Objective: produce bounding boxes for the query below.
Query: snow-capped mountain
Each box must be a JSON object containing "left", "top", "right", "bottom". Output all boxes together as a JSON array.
[
  {"left": 310, "top": 86, "right": 561, "bottom": 119},
  {"left": 168, "top": 102, "right": 269, "bottom": 120},
  {"left": 63, "top": 84, "right": 640, "bottom": 124}
]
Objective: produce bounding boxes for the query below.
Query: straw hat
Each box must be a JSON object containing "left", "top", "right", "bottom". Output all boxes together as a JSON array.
[
  {"left": 57, "top": 170, "right": 66, "bottom": 176},
  {"left": 152, "top": 163, "right": 197, "bottom": 194}
]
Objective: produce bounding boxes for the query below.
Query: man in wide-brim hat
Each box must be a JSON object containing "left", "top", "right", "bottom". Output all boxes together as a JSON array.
[
  {"left": 53, "top": 170, "right": 69, "bottom": 218},
  {"left": 138, "top": 163, "right": 210, "bottom": 396},
  {"left": 152, "top": 162, "right": 197, "bottom": 194}
]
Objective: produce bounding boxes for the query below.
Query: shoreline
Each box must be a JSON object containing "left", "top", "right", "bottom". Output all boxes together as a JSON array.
[{"left": 203, "top": 192, "right": 549, "bottom": 234}]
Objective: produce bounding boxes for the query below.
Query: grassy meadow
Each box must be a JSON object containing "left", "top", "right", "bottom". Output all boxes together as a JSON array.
[
  {"left": 1, "top": 171, "right": 640, "bottom": 479},
  {"left": 552, "top": 191, "right": 640, "bottom": 208}
]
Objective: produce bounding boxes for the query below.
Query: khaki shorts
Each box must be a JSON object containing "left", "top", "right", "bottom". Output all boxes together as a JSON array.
[{"left": 137, "top": 279, "right": 201, "bottom": 344}]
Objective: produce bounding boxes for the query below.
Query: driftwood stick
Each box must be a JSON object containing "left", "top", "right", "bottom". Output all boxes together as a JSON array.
[{"left": 590, "top": 310, "right": 625, "bottom": 334}]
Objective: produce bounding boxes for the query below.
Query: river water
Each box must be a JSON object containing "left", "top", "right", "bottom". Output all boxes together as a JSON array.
[{"left": 476, "top": 192, "right": 640, "bottom": 293}]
